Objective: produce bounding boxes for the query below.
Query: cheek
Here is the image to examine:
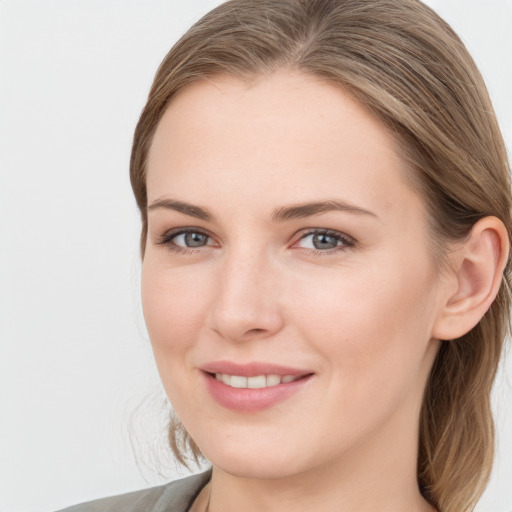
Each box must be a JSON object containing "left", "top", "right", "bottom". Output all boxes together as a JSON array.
[
  {"left": 141, "top": 260, "right": 210, "bottom": 377},
  {"left": 281, "top": 261, "right": 439, "bottom": 457},
  {"left": 288, "top": 257, "right": 437, "bottom": 396}
]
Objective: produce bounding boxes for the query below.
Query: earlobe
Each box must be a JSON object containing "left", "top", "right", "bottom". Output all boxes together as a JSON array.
[{"left": 432, "top": 216, "right": 510, "bottom": 341}]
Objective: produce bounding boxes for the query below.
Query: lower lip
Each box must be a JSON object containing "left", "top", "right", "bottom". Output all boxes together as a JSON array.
[{"left": 202, "top": 372, "right": 314, "bottom": 413}]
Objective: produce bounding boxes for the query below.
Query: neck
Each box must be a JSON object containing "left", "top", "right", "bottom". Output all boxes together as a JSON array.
[
  {"left": 208, "top": 462, "right": 433, "bottom": 512},
  {"left": 205, "top": 407, "right": 436, "bottom": 512}
]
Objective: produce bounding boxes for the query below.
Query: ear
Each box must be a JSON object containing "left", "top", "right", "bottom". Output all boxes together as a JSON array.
[{"left": 432, "top": 216, "right": 510, "bottom": 340}]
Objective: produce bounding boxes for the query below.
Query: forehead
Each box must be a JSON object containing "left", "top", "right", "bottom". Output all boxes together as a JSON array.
[{"left": 146, "top": 71, "right": 423, "bottom": 223}]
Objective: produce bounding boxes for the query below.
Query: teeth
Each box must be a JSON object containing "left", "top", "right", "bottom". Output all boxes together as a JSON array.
[
  {"left": 214, "top": 373, "right": 302, "bottom": 388},
  {"left": 266, "top": 374, "right": 281, "bottom": 387},
  {"left": 230, "top": 375, "right": 247, "bottom": 388},
  {"left": 248, "top": 375, "right": 266, "bottom": 389}
]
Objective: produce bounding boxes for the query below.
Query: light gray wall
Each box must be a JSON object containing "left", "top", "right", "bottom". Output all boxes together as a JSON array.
[{"left": 0, "top": 2, "right": 510, "bottom": 511}]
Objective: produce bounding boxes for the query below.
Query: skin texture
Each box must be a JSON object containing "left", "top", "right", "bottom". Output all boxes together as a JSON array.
[{"left": 141, "top": 71, "right": 473, "bottom": 512}]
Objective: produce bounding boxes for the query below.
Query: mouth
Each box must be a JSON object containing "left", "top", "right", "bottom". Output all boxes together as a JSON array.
[
  {"left": 208, "top": 372, "right": 307, "bottom": 389},
  {"left": 200, "top": 362, "right": 315, "bottom": 413}
]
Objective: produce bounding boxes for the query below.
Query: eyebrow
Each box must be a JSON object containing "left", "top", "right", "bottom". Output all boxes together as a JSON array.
[
  {"left": 147, "top": 198, "right": 377, "bottom": 222},
  {"left": 271, "top": 200, "right": 377, "bottom": 222},
  {"left": 148, "top": 198, "right": 213, "bottom": 221}
]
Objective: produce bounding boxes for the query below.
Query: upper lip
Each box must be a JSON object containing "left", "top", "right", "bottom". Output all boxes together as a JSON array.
[{"left": 200, "top": 361, "right": 313, "bottom": 377}]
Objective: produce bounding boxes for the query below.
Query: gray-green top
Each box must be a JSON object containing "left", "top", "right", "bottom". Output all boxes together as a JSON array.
[{"left": 55, "top": 470, "right": 211, "bottom": 512}]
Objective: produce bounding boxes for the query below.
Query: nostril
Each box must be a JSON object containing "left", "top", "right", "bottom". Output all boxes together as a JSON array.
[{"left": 207, "top": 294, "right": 285, "bottom": 342}]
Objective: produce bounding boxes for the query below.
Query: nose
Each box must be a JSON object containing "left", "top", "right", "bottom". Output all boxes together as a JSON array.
[{"left": 206, "top": 248, "right": 285, "bottom": 342}]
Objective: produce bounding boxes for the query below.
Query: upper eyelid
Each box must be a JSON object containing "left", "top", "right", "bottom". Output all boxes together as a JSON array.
[
  {"left": 156, "top": 226, "right": 352, "bottom": 238},
  {"left": 158, "top": 226, "right": 214, "bottom": 241},
  {"left": 294, "top": 229, "right": 356, "bottom": 246},
  {"left": 156, "top": 228, "right": 217, "bottom": 253},
  {"left": 297, "top": 228, "right": 354, "bottom": 239}
]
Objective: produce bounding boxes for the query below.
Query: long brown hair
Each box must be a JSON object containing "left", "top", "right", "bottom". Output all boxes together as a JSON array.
[{"left": 130, "top": 1, "right": 512, "bottom": 510}]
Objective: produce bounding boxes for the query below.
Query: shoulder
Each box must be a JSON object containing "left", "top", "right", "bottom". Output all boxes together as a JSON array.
[{"left": 55, "top": 470, "right": 212, "bottom": 512}]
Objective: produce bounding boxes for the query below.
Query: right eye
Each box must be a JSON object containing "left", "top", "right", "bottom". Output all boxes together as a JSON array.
[
  {"left": 172, "top": 231, "right": 210, "bottom": 247},
  {"left": 157, "top": 228, "right": 215, "bottom": 253}
]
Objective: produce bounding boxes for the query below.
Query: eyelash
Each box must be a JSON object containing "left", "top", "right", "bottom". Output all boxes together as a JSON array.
[
  {"left": 297, "top": 229, "right": 356, "bottom": 256},
  {"left": 156, "top": 227, "right": 356, "bottom": 256},
  {"left": 156, "top": 227, "right": 216, "bottom": 255}
]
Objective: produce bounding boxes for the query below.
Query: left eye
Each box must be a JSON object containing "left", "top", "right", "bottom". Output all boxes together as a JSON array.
[{"left": 296, "top": 231, "right": 353, "bottom": 251}]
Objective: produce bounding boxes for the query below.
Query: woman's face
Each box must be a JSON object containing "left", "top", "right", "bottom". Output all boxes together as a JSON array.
[{"left": 142, "top": 72, "right": 448, "bottom": 479}]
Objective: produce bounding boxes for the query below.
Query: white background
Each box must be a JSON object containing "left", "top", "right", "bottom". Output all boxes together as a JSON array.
[{"left": 0, "top": 1, "right": 511, "bottom": 511}]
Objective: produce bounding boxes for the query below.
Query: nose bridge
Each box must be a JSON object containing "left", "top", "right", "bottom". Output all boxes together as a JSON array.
[{"left": 208, "top": 242, "right": 283, "bottom": 341}]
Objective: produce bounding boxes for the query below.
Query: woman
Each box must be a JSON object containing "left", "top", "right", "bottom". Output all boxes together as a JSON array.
[{"left": 59, "top": 0, "right": 511, "bottom": 511}]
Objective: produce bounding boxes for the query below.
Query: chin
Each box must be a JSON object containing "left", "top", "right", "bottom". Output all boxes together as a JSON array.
[
  {"left": 199, "top": 437, "right": 312, "bottom": 481},
  {"left": 212, "top": 457, "right": 303, "bottom": 481}
]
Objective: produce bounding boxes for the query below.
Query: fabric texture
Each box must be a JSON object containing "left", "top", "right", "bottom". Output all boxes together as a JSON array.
[{"left": 55, "top": 470, "right": 212, "bottom": 512}]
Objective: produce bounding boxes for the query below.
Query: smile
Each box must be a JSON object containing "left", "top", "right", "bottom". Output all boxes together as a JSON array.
[
  {"left": 201, "top": 363, "right": 314, "bottom": 413},
  {"left": 214, "top": 373, "right": 303, "bottom": 388}
]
